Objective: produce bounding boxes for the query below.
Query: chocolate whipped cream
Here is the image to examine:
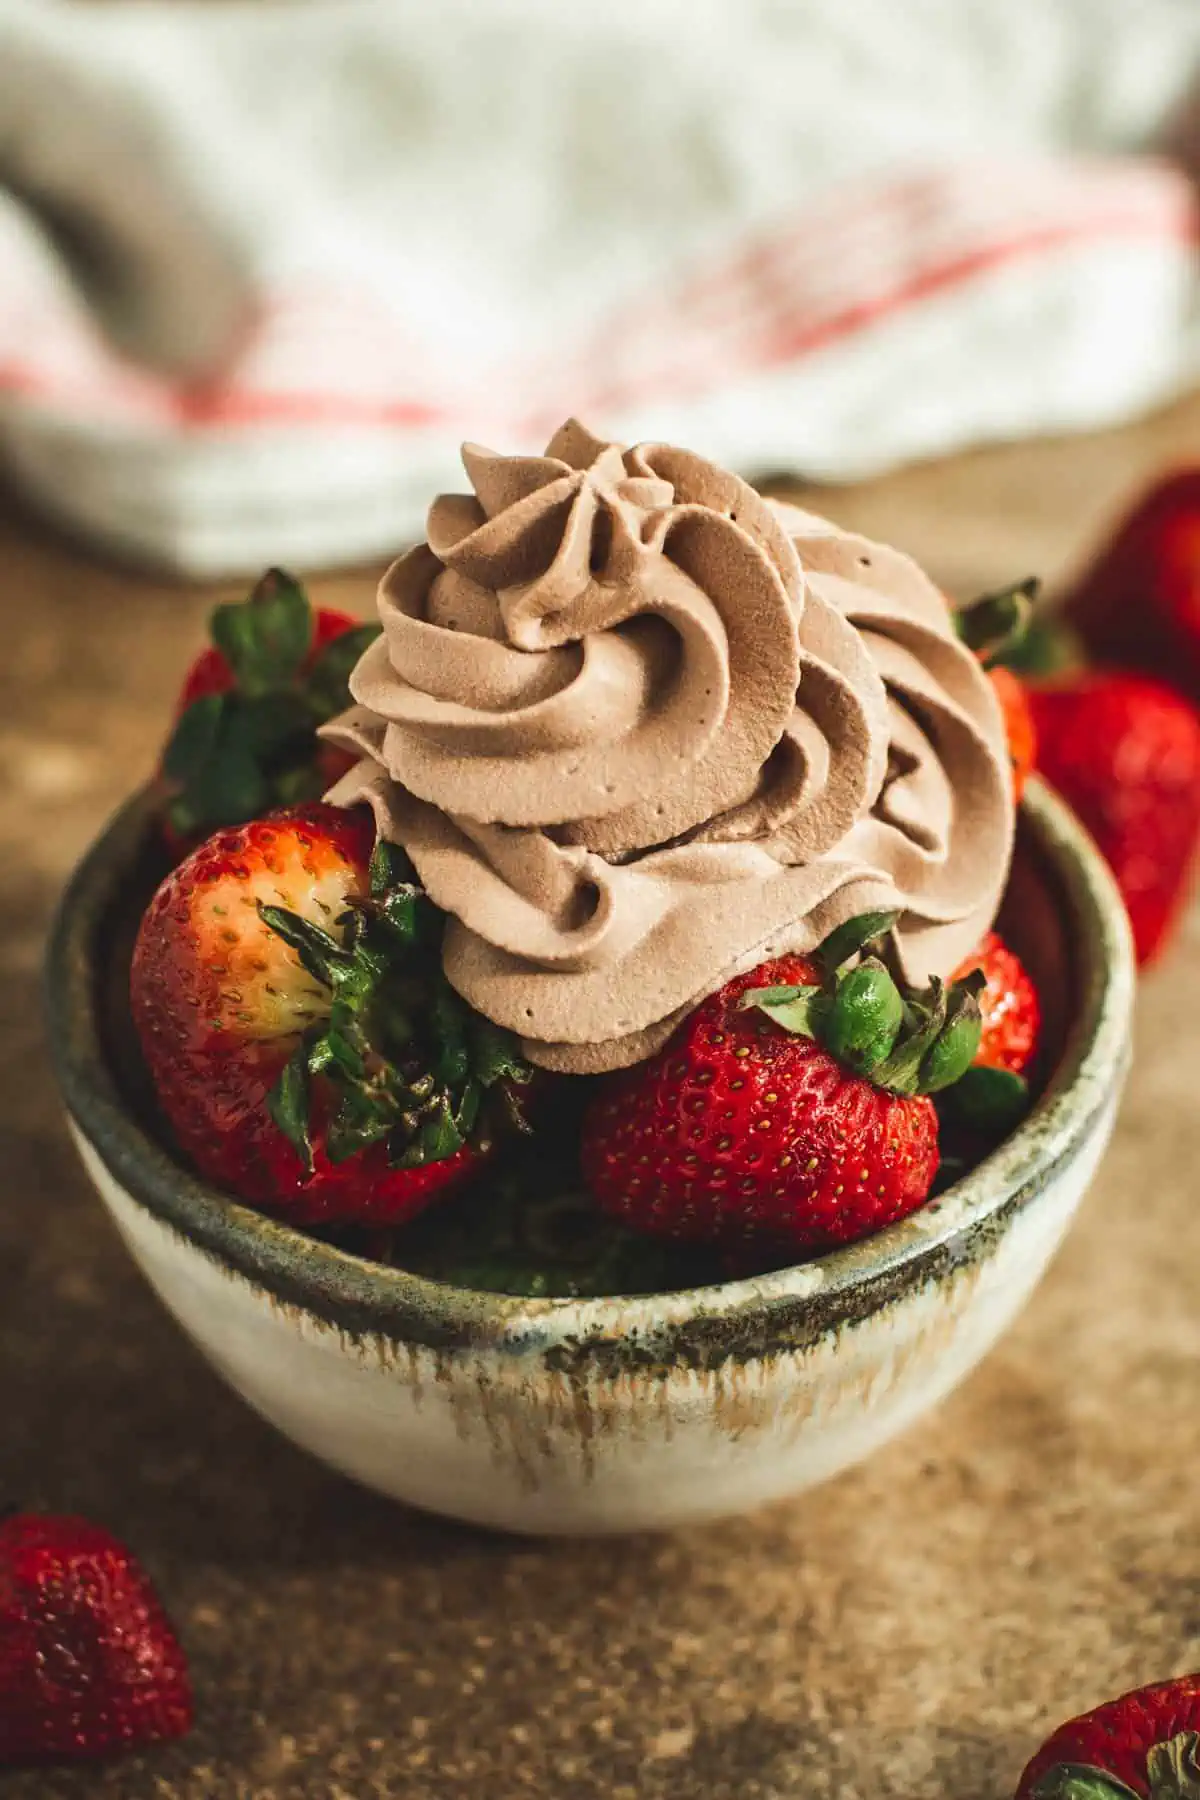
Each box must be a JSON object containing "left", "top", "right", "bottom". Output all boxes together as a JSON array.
[{"left": 325, "top": 420, "right": 1014, "bottom": 1073}]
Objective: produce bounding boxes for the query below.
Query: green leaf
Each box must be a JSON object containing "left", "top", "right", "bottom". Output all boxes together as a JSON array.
[
  {"left": 469, "top": 1016, "right": 529, "bottom": 1088},
  {"left": 918, "top": 977, "right": 984, "bottom": 1094},
  {"left": 370, "top": 837, "right": 420, "bottom": 897},
  {"left": 1147, "top": 1731, "right": 1200, "bottom": 1798},
  {"left": 824, "top": 958, "right": 904, "bottom": 1073},
  {"left": 189, "top": 734, "right": 272, "bottom": 829},
  {"left": 266, "top": 1047, "right": 314, "bottom": 1173},
  {"left": 325, "top": 1086, "right": 396, "bottom": 1164},
  {"left": 742, "top": 986, "right": 829, "bottom": 1039},
  {"left": 226, "top": 689, "right": 314, "bottom": 760},
  {"left": 954, "top": 577, "right": 1039, "bottom": 665},
  {"left": 944, "top": 1066, "right": 1030, "bottom": 1135},
  {"left": 455, "top": 1078, "right": 482, "bottom": 1137},
  {"left": 872, "top": 978, "right": 948, "bottom": 1095},
  {"left": 817, "top": 910, "right": 900, "bottom": 975},
  {"left": 257, "top": 903, "right": 344, "bottom": 989},
  {"left": 1031, "top": 1764, "right": 1141, "bottom": 1800},
  {"left": 377, "top": 888, "right": 423, "bottom": 946},
  {"left": 304, "top": 622, "right": 381, "bottom": 720},
  {"left": 162, "top": 692, "right": 228, "bottom": 782},
  {"left": 210, "top": 567, "right": 312, "bottom": 697},
  {"left": 393, "top": 1097, "right": 465, "bottom": 1168},
  {"left": 997, "top": 616, "right": 1079, "bottom": 678},
  {"left": 430, "top": 982, "right": 471, "bottom": 1089}
]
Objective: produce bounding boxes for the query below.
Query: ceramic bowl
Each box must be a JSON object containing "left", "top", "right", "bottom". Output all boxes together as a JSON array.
[{"left": 45, "top": 778, "right": 1133, "bottom": 1535}]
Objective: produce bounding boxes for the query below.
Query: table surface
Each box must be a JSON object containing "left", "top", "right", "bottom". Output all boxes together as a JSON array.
[{"left": 5, "top": 396, "right": 1200, "bottom": 1800}]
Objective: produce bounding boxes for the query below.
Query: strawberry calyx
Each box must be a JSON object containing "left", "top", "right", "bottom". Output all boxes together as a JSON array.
[
  {"left": 261, "top": 837, "right": 534, "bottom": 1172},
  {"left": 740, "top": 910, "right": 1001, "bottom": 1100},
  {"left": 1033, "top": 1729, "right": 1200, "bottom": 1799},
  {"left": 955, "top": 578, "right": 1040, "bottom": 668},
  {"left": 161, "top": 568, "right": 379, "bottom": 840}
]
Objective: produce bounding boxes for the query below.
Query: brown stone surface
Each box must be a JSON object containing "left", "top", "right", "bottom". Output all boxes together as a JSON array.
[{"left": 4, "top": 397, "right": 1200, "bottom": 1798}]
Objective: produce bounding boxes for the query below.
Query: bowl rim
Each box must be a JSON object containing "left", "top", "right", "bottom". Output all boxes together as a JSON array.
[{"left": 45, "top": 778, "right": 1134, "bottom": 1367}]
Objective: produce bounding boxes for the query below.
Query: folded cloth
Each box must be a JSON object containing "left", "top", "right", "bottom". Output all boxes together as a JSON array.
[{"left": 0, "top": 0, "right": 1198, "bottom": 577}]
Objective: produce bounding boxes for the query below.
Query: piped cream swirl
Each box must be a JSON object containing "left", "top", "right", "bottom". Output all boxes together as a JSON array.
[{"left": 326, "top": 420, "right": 1014, "bottom": 1072}]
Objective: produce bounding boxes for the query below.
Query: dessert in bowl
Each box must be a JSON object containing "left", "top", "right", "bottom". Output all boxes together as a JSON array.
[{"left": 45, "top": 422, "right": 1134, "bottom": 1534}]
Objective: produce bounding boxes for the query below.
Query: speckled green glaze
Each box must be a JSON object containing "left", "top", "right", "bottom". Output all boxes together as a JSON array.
[{"left": 46, "top": 778, "right": 1133, "bottom": 1380}]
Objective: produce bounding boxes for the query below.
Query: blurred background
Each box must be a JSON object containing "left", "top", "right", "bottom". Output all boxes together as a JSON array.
[
  {"left": 0, "top": 0, "right": 1198, "bottom": 576},
  {"left": 6, "top": 5, "right": 1200, "bottom": 1797}
]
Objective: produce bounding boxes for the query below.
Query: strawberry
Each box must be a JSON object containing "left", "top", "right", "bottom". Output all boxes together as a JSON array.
[
  {"left": 159, "top": 568, "right": 378, "bottom": 853},
  {"left": 1029, "top": 673, "right": 1200, "bottom": 965},
  {"left": 954, "top": 579, "right": 1040, "bottom": 801},
  {"left": 955, "top": 930, "right": 1041, "bottom": 1077},
  {"left": 131, "top": 804, "right": 533, "bottom": 1226},
  {"left": 1015, "top": 1672, "right": 1200, "bottom": 1797},
  {"left": 1061, "top": 469, "right": 1200, "bottom": 693},
  {"left": 991, "top": 664, "right": 1038, "bottom": 802},
  {"left": 581, "top": 912, "right": 1000, "bottom": 1257},
  {"left": 0, "top": 1513, "right": 191, "bottom": 1764}
]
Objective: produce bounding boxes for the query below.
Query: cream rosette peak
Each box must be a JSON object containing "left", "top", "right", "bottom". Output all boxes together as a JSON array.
[{"left": 326, "top": 420, "right": 1014, "bottom": 1074}]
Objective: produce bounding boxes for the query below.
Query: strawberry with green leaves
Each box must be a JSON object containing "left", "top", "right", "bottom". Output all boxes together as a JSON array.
[
  {"left": 1016, "top": 1673, "right": 1200, "bottom": 1798},
  {"left": 159, "top": 568, "right": 379, "bottom": 852},
  {"left": 131, "top": 804, "right": 533, "bottom": 1226},
  {"left": 955, "top": 578, "right": 1040, "bottom": 802},
  {"left": 581, "top": 912, "right": 1007, "bottom": 1257}
]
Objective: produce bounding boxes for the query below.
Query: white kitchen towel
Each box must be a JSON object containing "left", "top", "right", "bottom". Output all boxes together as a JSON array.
[{"left": 1, "top": 0, "right": 1199, "bottom": 578}]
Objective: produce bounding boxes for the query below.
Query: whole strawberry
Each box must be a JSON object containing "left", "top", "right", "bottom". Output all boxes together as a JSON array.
[
  {"left": 0, "top": 1513, "right": 191, "bottom": 1764},
  {"left": 582, "top": 913, "right": 993, "bottom": 1256},
  {"left": 1016, "top": 1672, "right": 1200, "bottom": 1797},
  {"left": 131, "top": 804, "right": 532, "bottom": 1225},
  {"left": 159, "top": 568, "right": 378, "bottom": 853},
  {"left": 1061, "top": 469, "right": 1200, "bottom": 693},
  {"left": 1029, "top": 673, "right": 1200, "bottom": 965}
]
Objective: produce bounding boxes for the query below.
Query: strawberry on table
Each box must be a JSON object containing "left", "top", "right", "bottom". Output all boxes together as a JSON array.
[
  {"left": 581, "top": 912, "right": 1005, "bottom": 1257},
  {"left": 1016, "top": 1672, "right": 1200, "bottom": 1797},
  {"left": 1061, "top": 469, "right": 1200, "bottom": 693},
  {"left": 1029, "top": 673, "right": 1200, "bottom": 966},
  {"left": 130, "top": 804, "right": 533, "bottom": 1226},
  {"left": 159, "top": 567, "right": 378, "bottom": 852},
  {"left": 0, "top": 1513, "right": 191, "bottom": 1765}
]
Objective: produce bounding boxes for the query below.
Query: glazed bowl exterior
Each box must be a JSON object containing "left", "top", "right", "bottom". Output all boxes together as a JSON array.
[{"left": 45, "top": 779, "right": 1134, "bottom": 1535}]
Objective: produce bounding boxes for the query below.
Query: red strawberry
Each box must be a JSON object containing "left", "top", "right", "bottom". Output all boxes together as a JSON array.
[
  {"left": 159, "top": 569, "right": 377, "bottom": 854},
  {"left": 954, "top": 579, "right": 1040, "bottom": 801},
  {"left": 0, "top": 1513, "right": 191, "bottom": 1764},
  {"left": 581, "top": 913, "right": 995, "bottom": 1257},
  {"left": 1061, "top": 469, "right": 1200, "bottom": 692},
  {"left": 131, "top": 804, "right": 532, "bottom": 1226},
  {"left": 1029, "top": 673, "right": 1200, "bottom": 965},
  {"left": 955, "top": 930, "right": 1041, "bottom": 1077},
  {"left": 991, "top": 665, "right": 1038, "bottom": 803},
  {"left": 1015, "top": 1672, "right": 1200, "bottom": 1798}
]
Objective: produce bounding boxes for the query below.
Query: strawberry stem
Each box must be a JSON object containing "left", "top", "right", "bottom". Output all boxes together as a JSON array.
[
  {"left": 742, "top": 914, "right": 990, "bottom": 1100},
  {"left": 955, "top": 577, "right": 1040, "bottom": 667},
  {"left": 258, "top": 859, "right": 533, "bottom": 1174}
]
